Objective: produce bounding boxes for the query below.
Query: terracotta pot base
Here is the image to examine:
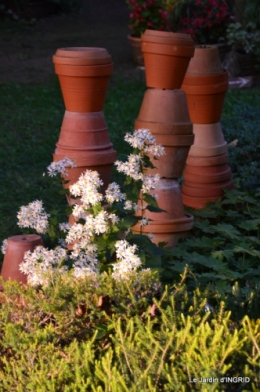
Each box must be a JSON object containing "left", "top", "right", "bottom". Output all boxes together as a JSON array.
[
  {"left": 137, "top": 89, "right": 192, "bottom": 125},
  {"left": 182, "top": 178, "right": 234, "bottom": 197},
  {"left": 182, "top": 193, "right": 222, "bottom": 210},
  {"left": 131, "top": 214, "right": 194, "bottom": 247},
  {"left": 185, "top": 45, "right": 223, "bottom": 75},
  {"left": 136, "top": 179, "right": 185, "bottom": 220},
  {"left": 1, "top": 235, "right": 44, "bottom": 283}
]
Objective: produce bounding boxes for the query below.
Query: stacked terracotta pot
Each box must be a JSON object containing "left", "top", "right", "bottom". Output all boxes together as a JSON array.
[
  {"left": 131, "top": 30, "right": 195, "bottom": 247},
  {"left": 53, "top": 47, "right": 116, "bottom": 205},
  {"left": 181, "top": 46, "right": 234, "bottom": 210}
]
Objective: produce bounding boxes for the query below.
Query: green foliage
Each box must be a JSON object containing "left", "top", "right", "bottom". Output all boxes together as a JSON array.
[
  {"left": 221, "top": 90, "right": 260, "bottom": 189},
  {"left": 162, "top": 187, "right": 260, "bottom": 320},
  {"left": 0, "top": 274, "right": 259, "bottom": 391}
]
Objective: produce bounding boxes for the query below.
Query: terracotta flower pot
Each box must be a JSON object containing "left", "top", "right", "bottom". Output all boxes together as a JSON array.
[
  {"left": 137, "top": 89, "right": 192, "bottom": 126},
  {"left": 188, "top": 123, "right": 228, "bottom": 157},
  {"left": 186, "top": 152, "right": 229, "bottom": 166},
  {"left": 53, "top": 152, "right": 116, "bottom": 205},
  {"left": 127, "top": 35, "right": 144, "bottom": 66},
  {"left": 53, "top": 47, "right": 113, "bottom": 112},
  {"left": 182, "top": 178, "right": 234, "bottom": 197},
  {"left": 183, "top": 164, "right": 232, "bottom": 184},
  {"left": 181, "top": 70, "right": 228, "bottom": 124},
  {"left": 53, "top": 110, "right": 116, "bottom": 205},
  {"left": 55, "top": 111, "right": 115, "bottom": 153},
  {"left": 136, "top": 179, "right": 185, "bottom": 220},
  {"left": 146, "top": 133, "right": 194, "bottom": 178},
  {"left": 185, "top": 45, "right": 223, "bottom": 75},
  {"left": 141, "top": 30, "right": 194, "bottom": 89},
  {"left": 181, "top": 80, "right": 228, "bottom": 124},
  {"left": 182, "top": 193, "right": 221, "bottom": 210},
  {"left": 131, "top": 214, "right": 194, "bottom": 247},
  {"left": 1, "top": 235, "right": 44, "bottom": 283}
]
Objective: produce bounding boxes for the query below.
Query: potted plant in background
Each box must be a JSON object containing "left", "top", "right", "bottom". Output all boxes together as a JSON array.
[
  {"left": 178, "top": 0, "right": 234, "bottom": 62},
  {"left": 126, "top": 0, "right": 173, "bottom": 66},
  {"left": 225, "top": 0, "right": 260, "bottom": 76}
]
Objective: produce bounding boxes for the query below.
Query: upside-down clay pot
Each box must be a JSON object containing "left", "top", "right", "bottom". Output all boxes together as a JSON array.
[
  {"left": 141, "top": 30, "right": 194, "bottom": 89},
  {"left": 181, "top": 78, "right": 228, "bottom": 124},
  {"left": 53, "top": 47, "right": 113, "bottom": 112},
  {"left": 136, "top": 179, "right": 185, "bottom": 220},
  {"left": 1, "top": 235, "right": 44, "bottom": 283},
  {"left": 53, "top": 110, "right": 116, "bottom": 205},
  {"left": 183, "top": 163, "right": 232, "bottom": 184},
  {"left": 137, "top": 88, "right": 192, "bottom": 127},
  {"left": 188, "top": 123, "right": 228, "bottom": 157},
  {"left": 185, "top": 45, "right": 223, "bottom": 75},
  {"left": 146, "top": 133, "right": 194, "bottom": 178},
  {"left": 131, "top": 214, "right": 194, "bottom": 247}
]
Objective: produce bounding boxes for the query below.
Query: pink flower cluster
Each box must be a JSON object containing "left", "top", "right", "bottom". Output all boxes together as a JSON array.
[
  {"left": 126, "top": 0, "right": 170, "bottom": 37},
  {"left": 179, "top": 0, "right": 234, "bottom": 44}
]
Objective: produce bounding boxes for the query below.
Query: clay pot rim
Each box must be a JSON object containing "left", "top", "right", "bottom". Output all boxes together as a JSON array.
[
  {"left": 54, "top": 46, "right": 110, "bottom": 57},
  {"left": 142, "top": 42, "right": 195, "bottom": 57},
  {"left": 151, "top": 134, "right": 194, "bottom": 146},
  {"left": 182, "top": 193, "right": 222, "bottom": 209},
  {"left": 135, "top": 120, "right": 193, "bottom": 135},
  {"left": 141, "top": 30, "right": 194, "bottom": 46},
  {"left": 182, "top": 180, "right": 234, "bottom": 197},
  {"left": 183, "top": 70, "right": 228, "bottom": 84},
  {"left": 53, "top": 55, "right": 112, "bottom": 66},
  {"left": 53, "top": 150, "right": 117, "bottom": 166},
  {"left": 132, "top": 213, "right": 194, "bottom": 232},
  {"left": 189, "top": 143, "right": 228, "bottom": 157},
  {"left": 184, "top": 169, "right": 232, "bottom": 184},
  {"left": 54, "top": 62, "right": 113, "bottom": 77},
  {"left": 186, "top": 152, "right": 229, "bottom": 166},
  {"left": 182, "top": 81, "right": 228, "bottom": 95},
  {"left": 135, "top": 119, "right": 193, "bottom": 128},
  {"left": 6, "top": 234, "right": 43, "bottom": 244},
  {"left": 185, "top": 163, "right": 228, "bottom": 172}
]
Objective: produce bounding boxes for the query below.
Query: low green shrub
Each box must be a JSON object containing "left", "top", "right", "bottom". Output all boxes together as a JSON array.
[{"left": 0, "top": 274, "right": 259, "bottom": 391}]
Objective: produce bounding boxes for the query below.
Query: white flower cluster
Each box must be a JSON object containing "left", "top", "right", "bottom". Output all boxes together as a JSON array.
[
  {"left": 112, "top": 240, "right": 142, "bottom": 281},
  {"left": 115, "top": 129, "right": 163, "bottom": 193},
  {"left": 115, "top": 154, "right": 143, "bottom": 181},
  {"left": 125, "top": 129, "right": 165, "bottom": 157},
  {"left": 17, "top": 200, "right": 50, "bottom": 234},
  {"left": 72, "top": 244, "right": 99, "bottom": 279},
  {"left": 19, "top": 246, "right": 68, "bottom": 287},
  {"left": 47, "top": 157, "right": 76, "bottom": 177},
  {"left": 17, "top": 129, "right": 164, "bottom": 287},
  {"left": 125, "top": 128, "right": 156, "bottom": 149},
  {"left": 1, "top": 239, "right": 7, "bottom": 255},
  {"left": 70, "top": 170, "right": 104, "bottom": 208},
  {"left": 105, "top": 182, "right": 126, "bottom": 204}
]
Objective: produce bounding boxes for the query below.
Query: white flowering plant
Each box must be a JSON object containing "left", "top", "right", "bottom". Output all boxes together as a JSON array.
[{"left": 3, "top": 129, "right": 166, "bottom": 288}]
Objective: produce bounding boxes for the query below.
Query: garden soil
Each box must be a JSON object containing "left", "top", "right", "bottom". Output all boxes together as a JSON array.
[{"left": 0, "top": 0, "right": 138, "bottom": 84}]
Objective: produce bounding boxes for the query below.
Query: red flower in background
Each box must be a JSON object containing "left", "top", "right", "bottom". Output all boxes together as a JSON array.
[{"left": 179, "top": 0, "right": 234, "bottom": 44}]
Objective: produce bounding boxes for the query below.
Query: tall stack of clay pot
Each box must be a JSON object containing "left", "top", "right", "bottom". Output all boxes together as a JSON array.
[
  {"left": 52, "top": 48, "right": 116, "bottom": 207},
  {"left": 181, "top": 46, "right": 234, "bottom": 210},
  {"left": 131, "top": 30, "right": 195, "bottom": 247}
]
